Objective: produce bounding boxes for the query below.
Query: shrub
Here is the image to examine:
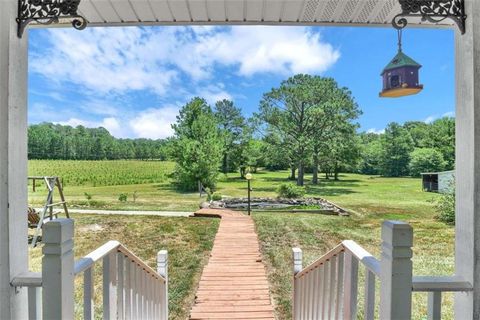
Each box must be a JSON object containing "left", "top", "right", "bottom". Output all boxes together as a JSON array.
[
  {"left": 277, "top": 183, "right": 306, "bottom": 199},
  {"left": 212, "top": 192, "right": 222, "bottom": 201},
  {"left": 434, "top": 186, "right": 455, "bottom": 225},
  {"left": 84, "top": 192, "right": 92, "bottom": 201},
  {"left": 206, "top": 189, "right": 222, "bottom": 201},
  {"left": 118, "top": 193, "right": 128, "bottom": 202}
]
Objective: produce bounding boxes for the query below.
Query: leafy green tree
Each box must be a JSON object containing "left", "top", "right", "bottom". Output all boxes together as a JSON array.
[
  {"left": 358, "top": 133, "right": 383, "bottom": 175},
  {"left": 258, "top": 74, "right": 360, "bottom": 186},
  {"left": 171, "top": 97, "right": 224, "bottom": 191},
  {"left": 214, "top": 99, "right": 247, "bottom": 174},
  {"left": 380, "top": 122, "right": 414, "bottom": 177},
  {"left": 319, "top": 124, "right": 361, "bottom": 180},
  {"left": 426, "top": 117, "right": 455, "bottom": 169},
  {"left": 310, "top": 84, "right": 361, "bottom": 184},
  {"left": 409, "top": 148, "right": 446, "bottom": 177}
]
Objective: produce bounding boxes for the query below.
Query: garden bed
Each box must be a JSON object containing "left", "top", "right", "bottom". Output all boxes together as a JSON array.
[{"left": 203, "top": 197, "right": 350, "bottom": 216}]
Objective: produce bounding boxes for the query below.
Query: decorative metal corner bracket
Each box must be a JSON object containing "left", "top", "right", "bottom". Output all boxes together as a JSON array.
[
  {"left": 392, "top": 0, "right": 467, "bottom": 34},
  {"left": 17, "top": 0, "right": 87, "bottom": 38}
]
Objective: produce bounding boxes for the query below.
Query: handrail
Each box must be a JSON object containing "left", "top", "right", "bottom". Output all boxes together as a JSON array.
[
  {"left": 294, "top": 240, "right": 380, "bottom": 279},
  {"left": 74, "top": 240, "right": 166, "bottom": 283},
  {"left": 11, "top": 271, "right": 42, "bottom": 288},
  {"left": 295, "top": 244, "right": 344, "bottom": 279},
  {"left": 74, "top": 240, "right": 120, "bottom": 274},
  {"left": 412, "top": 275, "right": 473, "bottom": 292},
  {"left": 342, "top": 240, "right": 380, "bottom": 276}
]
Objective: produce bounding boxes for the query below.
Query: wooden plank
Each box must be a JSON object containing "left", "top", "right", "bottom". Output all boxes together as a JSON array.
[{"left": 190, "top": 209, "right": 274, "bottom": 319}]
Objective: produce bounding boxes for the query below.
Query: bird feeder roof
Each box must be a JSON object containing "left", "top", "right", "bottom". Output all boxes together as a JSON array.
[{"left": 382, "top": 50, "right": 421, "bottom": 74}]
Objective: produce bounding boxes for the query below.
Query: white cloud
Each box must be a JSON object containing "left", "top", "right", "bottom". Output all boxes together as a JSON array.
[
  {"left": 129, "top": 106, "right": 179, "bottom": 139},
  {"left": 366, "top": 128, "right": 385, "bottom": 134},
  {"left": 194, "top": 83, "right": 233, "bottom": 105},
  {"left": 179, "top": 26, "right": 340, "bottom": 78},
  {"left": 424, "top": 111, "right": 454, "bottom": 124},
  {"left": 30, "top": 27, "right": 177, "bottom": 95},
  {"left": 30, "top": 26, "right": 339, "bottom": 95}
]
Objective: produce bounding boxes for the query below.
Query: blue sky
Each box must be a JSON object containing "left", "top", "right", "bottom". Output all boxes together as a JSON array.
[{"left": 28, "top": 25, "right": 454, "bottom": 139}]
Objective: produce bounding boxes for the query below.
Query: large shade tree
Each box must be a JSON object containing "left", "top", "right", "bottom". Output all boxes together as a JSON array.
[
  {"left": 258, "top": 74, "right": 360, "bottom": 186},
  {"left": 171, "top": 97, "right": 224, "bottom": 191}
]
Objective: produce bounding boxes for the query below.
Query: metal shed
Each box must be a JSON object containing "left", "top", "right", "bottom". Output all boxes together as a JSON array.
[{"left": 421, "top": 170, "right": 455, "bottom": 193}]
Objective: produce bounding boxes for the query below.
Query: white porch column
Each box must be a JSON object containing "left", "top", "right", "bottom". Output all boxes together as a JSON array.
[
  {"left": 455, "top": 0, "right": 480, "bottom": 318},
  {"left": 0, "top": 0, "right": 29, "bottom": 319}
]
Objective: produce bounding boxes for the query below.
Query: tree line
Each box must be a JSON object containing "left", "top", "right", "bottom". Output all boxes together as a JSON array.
[
  {"left": 28, "top": 123, "right": 170, "bottom": 160},
  {"left": 358, "top": 118, "right": 454, "bottom": 177}
]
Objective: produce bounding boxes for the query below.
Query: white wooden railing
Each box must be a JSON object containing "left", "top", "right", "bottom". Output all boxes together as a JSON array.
[
  {"left": 12, "top": 218, "right": 168, "bottom": 320},
  {"left": 74, "top": 241, "right": 168, "bottom": 320},
  {"left": 292, "top": 220, "right": 472, "bottom": 320}
]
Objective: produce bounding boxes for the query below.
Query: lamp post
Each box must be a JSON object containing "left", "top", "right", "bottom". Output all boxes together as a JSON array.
[{"left": 245, "top": 173, "right": 252, "bottom": 216}]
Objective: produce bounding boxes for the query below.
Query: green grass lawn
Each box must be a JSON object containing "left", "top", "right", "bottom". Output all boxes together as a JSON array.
[
  {"left": 251, "top": 174, "right": 454, "bottom": 320},
  {"left": 29, "top": 214, "right": 219, "bottom": 320},
  {"left": 28, "top": 161, "right": 454, "bottom": 319}
]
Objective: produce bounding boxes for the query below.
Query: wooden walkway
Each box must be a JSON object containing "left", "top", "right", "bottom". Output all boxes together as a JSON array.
[{"left": 190, "top": 208, "right": 275, "bottom": 320}]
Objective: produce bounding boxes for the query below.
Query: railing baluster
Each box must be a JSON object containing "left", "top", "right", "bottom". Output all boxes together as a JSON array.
[
  {"left": 148, "top": 275, "right": 153, "bottom": 319},
  {"left": 317, "top": 267, "right": 322, "bottom": 319},
  {"left": 131, "top": 262, "right": 137, "bottom": 319},
  {"left": 137, "top": 266, "right": 143, "bottom": 319},
  {"left": 311, "top": 267, "right": 319, "bottom": 319},
  {"left": 125, "top": 258, "right": 131, "bottom": 320},
  {"left": 117, "top": 252, "right": 124, "bottom": 320},
  {"left": 297, "top": 276, "right": 303, "bottom": 320},
  {"left": 84, "top": 267, "right": 94, "bottom": 320},
  {"left": 144, "top": 274, "right": 149, "bottom": 320},
  {"left": 328, "top": 256, "right": 337, "bottom": 320},
  {"left": 160, "top": 279, "right": 165, "bottom": 320},
  {"left": 28, "top": 286, "right": 41, "bottom": 320},
  {"left": 323, "top": 261, "right": 330, "bottom": 319},
  {"left": 335, "top": 252, "right": 344, "bottom": 320},
  {"left": 306, "top": 269, "right": 312, "bottom": 319},
  {"left": 364, "top": 270, "right": 375, "bottom": 320},
  {"left": 428, "top": 292, "right": 442, "bottom": 320},
  {"left": 142, "top": 269, "right": 147, "bottom": 319},
  {"left": 103, "top": 252, "right": 118, "bottom": 320},
  {"left": 343, "top": 251, "right": 358, "bottom": 320}
]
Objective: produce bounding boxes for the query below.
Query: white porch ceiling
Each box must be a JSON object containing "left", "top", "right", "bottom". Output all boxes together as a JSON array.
[{"left": 77, "top": 0, "right": 454, "bottom": 29}]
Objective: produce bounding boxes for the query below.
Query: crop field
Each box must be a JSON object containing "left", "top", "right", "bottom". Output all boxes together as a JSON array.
[{"left": 29, "top": 160, "right": 174, "bottom": 187}]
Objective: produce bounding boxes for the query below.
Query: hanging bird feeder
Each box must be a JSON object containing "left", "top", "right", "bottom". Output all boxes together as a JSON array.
[{"left": 380, "top": 31, "right": 423, "bottom": 98}]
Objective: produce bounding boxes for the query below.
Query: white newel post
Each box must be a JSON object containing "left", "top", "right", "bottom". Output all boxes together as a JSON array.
[
  {"left": 455, "top": 1, "right": 480, "bottom": 318},
  {"left": 0, "top": 0, "right": 29, "bottom": 319},
  {"left": 157, "top": 250, "right": 168, "bottom": 320},
  {"left": 292, "top": 248, "right": 302, "bottom": 320},
  {"left": 380, "top": 221, "right": 413, "bottom": 320},
  {"left": 42, "top": 219, "right": 75, "bottom": 320}
]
